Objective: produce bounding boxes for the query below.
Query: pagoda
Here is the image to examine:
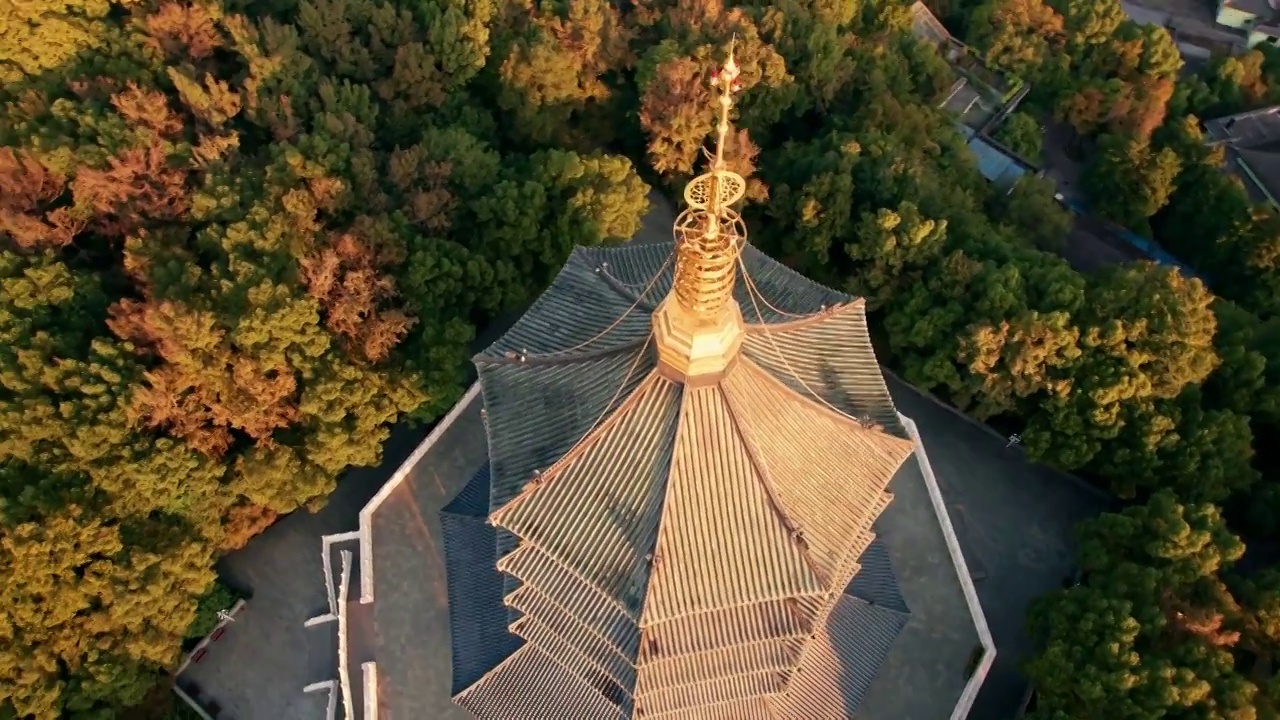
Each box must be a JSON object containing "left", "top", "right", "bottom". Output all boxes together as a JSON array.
[{"left": 437, "top": 46, "right": 977, "bottom": 719}]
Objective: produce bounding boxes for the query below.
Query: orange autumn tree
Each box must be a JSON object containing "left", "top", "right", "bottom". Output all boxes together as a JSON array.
[
  {"left": 107, "top": 297, "right": 303, "bottom": 456},
  {"left": 0, "top": 149, "right": 85, "bottom": 249},
  {"left": 301, "top": 231, "right": 418, "bottom": 364},
  {"left": 0, "top": 4, "right": 427, "bottom": 716}
]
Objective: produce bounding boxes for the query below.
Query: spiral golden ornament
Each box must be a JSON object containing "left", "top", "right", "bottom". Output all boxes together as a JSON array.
[{"left": 672, "top": 174, "right": 747, "bottom": 316}]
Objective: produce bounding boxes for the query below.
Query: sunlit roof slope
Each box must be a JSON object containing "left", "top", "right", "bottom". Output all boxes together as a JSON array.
[{"left": 450, "top": 238, "right": 917, "bottom": 718}]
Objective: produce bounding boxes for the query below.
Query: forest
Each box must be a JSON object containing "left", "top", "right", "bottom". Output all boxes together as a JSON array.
[{"left": 2, "top": 0, "right": 1280, "bottom": 716}]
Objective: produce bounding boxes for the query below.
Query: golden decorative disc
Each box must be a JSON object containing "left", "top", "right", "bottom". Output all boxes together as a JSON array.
[{"left": 683, "top": 169, "right": 746, "bottom": 211}]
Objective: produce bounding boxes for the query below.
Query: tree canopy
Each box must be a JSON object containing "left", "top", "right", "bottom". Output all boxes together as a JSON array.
[
  {"left": 0, "top": 1, "right": 649, "bottom": 715},
  {"left": 3, "top": 0, "right": 1280, "bottom": 717}
]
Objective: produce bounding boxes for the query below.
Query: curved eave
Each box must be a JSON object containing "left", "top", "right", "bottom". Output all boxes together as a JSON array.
[
  {"left": 741, "top": 299, "right": 905, "bottom": 438},
  {"left": 475, "top": 245, "right": 670, "bottom": 362},
  {"left": 476, "top": 337, "right": 657, "bottom": 521},
  {"left": 475, "top": 241, "right": 906, "bottom": 518}
]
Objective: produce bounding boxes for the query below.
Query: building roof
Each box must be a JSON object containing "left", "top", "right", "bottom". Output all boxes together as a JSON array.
[
  {"left": 956, "top": 124, "right": 1034, "bottom": 188},
  {"left": 1234, "top": 146, "right": 1280, "bottom": 204},
  {"left": 1205, "top": 105, "right": 1280, "bottom": 146},
  {"left": 349, "top": 359, "right": 988, "bottom": 720},
  {"left": 453, "top": 241, "right": 919, "bottom": 718},
  {"left": 910, "top": 0, "right": 957, "bottom": 48},
  {"left": 1223, "top": 0, "right": 1275, "bottom": 18},
  {"left": 324, "top": 51, "right": 988, "bottom": 716},
  {"left": 443, "top": 467, "right": 914, "bottom": 719},
  {"left": 1204, "top": 107, "right": 1280, "bottom": 206}
]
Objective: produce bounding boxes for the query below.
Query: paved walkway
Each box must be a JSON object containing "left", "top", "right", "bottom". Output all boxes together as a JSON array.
[
  {"left": 887, "top": 377, "right": 1111, "bottom": 719},
  {"left": 179, "top": 420, "right": 430, "bottom": 720}
]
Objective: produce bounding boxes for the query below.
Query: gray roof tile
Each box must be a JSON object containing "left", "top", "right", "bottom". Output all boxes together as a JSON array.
[
  {"left": 442, "top": 465, "right": 492, "bottom": 517},
  {"left": 449, "top": 240, "right": 934, "bottom": 717},
  {"left": 772, "top": 596, "right": 910, "bottom": 717},
  {"left": 441, "top": 509, "right": 523, "bottom": 695},
  {"left": 845, "top": 537, "right": 911, "bottom": 614}
]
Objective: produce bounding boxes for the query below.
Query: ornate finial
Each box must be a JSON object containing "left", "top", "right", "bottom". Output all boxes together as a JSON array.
[
  {"left": 651, "top": 42, "right": 750, "bottom": 381},
  {"left": 669, "top": 40, "right": 749, "bottom": 318}
]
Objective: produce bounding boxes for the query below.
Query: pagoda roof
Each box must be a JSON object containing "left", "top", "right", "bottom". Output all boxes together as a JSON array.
[
  {"left": 443, "top": 467, "right": 913, "bottom": 719},
  {"left": 456, "top": 241, "right": 917, "bottom": 717}
]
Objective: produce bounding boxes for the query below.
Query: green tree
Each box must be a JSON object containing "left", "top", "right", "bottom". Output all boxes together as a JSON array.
[
  {"left": 1185, "top": 48, "right": 1280, "bottom": 118},
  {"left": 1205, "top": 299, "right": 1280, "bottom": 421},
  {"left": 997, "top": 175, "right": 1072, "bottom": 252},
  {"left": 846, "top": 202, "right": 948, "bottom": 309},
  {"left": 1089, "top": 391, "right": 1257, "bottom": 502},
  {"left": 491, "top": 0, "right": 633, "bottom": 146},
  {"left": 754, "top": 0, "right": 860, "bottom": 113},
  {"left": 1158, "top": 153, "right": 1280, "bottom": 318},
  {"left": 0, "top": 0, "right": 142, "bottom": 85},
  {"left": 968, "top": 0, "right": 1063, "bottom": 80},
  {"left": 0, "top": 503, "right": 217, "bottom": 717},
  {"left": 758, "top": 130, "right": 861, "bottom": 279},
  {"left": 885, "top": 246, "right": 1086, "bottom": 421},
  {"left": 1025, "top": 586, "right": 1151, "bottom": 719},
  {"left": 994, "top": 111, "right": 1044, "bottom": 161},
  {"left": 1084, "top": 133, "right": 1180, "bottom": 230},
  {"left": 1023, "top": 263, "right": 1218, "bottom": 470},
  {"left": 1027, "top": 492, "right": 1259, "bottom": 720}
]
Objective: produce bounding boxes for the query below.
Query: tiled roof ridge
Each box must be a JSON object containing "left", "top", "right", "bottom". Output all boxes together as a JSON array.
[
  {"left": 738, "top": 243, "right": 854, "bottom": 305},
  {"left": 729, "top": 354, "right": 905, "bottom": 444},
  {"left": 715, "top": 367, "right": 812, "bottom": 562},
  {"left": 454, "top": 643, "right": 630, "bottom": 719},
  {"left": 474, "top": 245, "right": 671, "bottom": 362},
  {"left": 497, "top": 351, "right": 906, "bottom": 623},
  {"left": 463, "top": 239, "right": 922, "bottom": 717},
  {"left": 489, "top": 365, "right": 666, "bottom": 528}
]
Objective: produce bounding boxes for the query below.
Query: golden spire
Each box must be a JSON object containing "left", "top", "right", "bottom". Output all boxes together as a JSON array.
[
  {"left": 652, "top": 42, "right": 750, "bottom": 383},
  {"left": 671, "top": 39, "right": 748, "bottom": 316}
]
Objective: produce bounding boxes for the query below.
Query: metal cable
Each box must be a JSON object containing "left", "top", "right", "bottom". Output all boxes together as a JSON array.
[
  {"left": 524, "top": 252, "right": 674, "bottom": 360},
  {"left": 737, "top": 255, "right": 866, "bottom": 424}
]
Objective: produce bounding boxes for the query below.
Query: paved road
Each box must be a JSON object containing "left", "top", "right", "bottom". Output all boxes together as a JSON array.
[
  {"left": 181, "top": 192, "right": 1110, "bottom": 720},
  {"left": 1035, "top": 122, "right": 1160, "bottom": 274}
]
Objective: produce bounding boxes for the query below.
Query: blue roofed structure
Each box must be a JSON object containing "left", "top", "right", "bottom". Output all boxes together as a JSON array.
[{"left": 957, "top": 124, "right": 1036, "bottom": 189}]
